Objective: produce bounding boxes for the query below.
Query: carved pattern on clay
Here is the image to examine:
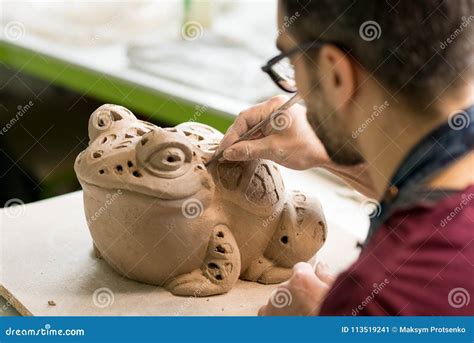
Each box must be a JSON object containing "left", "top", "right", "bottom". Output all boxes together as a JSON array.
[{"left": 75, "top": 104, "right": 327, "bottom": 297}]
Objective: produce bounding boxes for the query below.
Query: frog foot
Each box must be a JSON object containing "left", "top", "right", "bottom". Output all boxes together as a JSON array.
[
  {"left": 164, "top": 224, "right": 241, "bottom": 296},
  {"left": 241, "top": 256, "right": 292, "bottom": 284}
]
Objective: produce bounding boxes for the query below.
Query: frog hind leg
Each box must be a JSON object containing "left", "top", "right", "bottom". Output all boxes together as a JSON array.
[
  {"left": 243, "top": 191, "right": 327, "bottom": 284},
  {"left": 241, "top": 256, "right": 292, "bottom": 284},
  {"left": 164, "top": 224, "right": 241, "bottom": 297}
]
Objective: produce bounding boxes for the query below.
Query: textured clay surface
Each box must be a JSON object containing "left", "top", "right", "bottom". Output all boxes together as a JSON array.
[{"left": 74, "top": 104, "right": 327, "bottom": 296}]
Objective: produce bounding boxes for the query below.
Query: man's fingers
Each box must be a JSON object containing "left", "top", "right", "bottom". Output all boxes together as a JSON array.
[
  {"left": 217, "top": 95, "right": 290, "bottom": 153},
  {"left": 315, "top": 262, "right": 336, "bottom": 285},
  {"left": 222, "top": 136, "right": 275, "bottom": 161},
  {"left": 292, "top": 262, "right": 316, "bottom": 275}
]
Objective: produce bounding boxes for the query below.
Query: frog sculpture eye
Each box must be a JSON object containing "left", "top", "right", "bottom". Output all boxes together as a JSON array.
[
  {"left": 88, "top": 105, "right": 136, "bottom": 142},
  {"left": 148, "top": 147, "right": 186, "bottom": 171},
  {"left": 136, "top": 129, "right": 194, "bottom": 179}
]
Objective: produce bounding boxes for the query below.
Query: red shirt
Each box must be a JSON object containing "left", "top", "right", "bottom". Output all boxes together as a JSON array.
[{"left": 320, "top": 185, "right": 474, "bottom": 315}]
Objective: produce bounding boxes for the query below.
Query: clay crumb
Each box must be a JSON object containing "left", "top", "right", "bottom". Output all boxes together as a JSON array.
[{"left": 48, "top": 300, "right": 56, "bottom": 306}]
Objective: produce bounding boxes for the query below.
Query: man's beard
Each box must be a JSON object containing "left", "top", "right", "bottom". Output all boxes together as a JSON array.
[{"left": 306, "top": 88, "right": 364, "bottom": 166}]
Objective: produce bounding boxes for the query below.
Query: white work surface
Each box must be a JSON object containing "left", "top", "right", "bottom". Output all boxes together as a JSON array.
[{"left": 0, "top": 168, "right": 369, "bottom": 316}]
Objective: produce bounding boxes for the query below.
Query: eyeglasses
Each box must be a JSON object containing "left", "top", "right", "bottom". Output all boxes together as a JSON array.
[{"left": 261, "top": 40, "right": 347, "bottom": 93}]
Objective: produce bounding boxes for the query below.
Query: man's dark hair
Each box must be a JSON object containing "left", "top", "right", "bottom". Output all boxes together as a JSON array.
[{"left": 282, "top": 0, "right": 473, "bottom": 110}]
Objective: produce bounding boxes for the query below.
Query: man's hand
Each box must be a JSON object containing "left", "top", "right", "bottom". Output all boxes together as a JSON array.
[
  {"left": 258, "top": 262, "right": 335, "bottom": 316},
  {"left": 217, "top": 95, "right": 330, "bottom": 170}
]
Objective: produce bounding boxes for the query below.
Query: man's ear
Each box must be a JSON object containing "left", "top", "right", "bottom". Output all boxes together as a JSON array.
[{"left": 317, "top": 45, "right": 356, "bottom": 111}]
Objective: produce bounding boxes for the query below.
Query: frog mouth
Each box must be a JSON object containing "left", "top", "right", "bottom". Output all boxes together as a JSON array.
[{"left": 78, "top": 177, "right": 208, "bottom": 202}]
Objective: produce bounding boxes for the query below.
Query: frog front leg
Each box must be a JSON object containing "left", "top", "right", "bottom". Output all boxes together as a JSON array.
[
  {"left": 242, "top": 191, "right": 327, "bottom": 284},
  {"left": 164, "top": 224, "right": 241, "bottom": 296}
]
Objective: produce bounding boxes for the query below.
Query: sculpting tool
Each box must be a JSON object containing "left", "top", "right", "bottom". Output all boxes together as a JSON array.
[{"left": 206, "top": 93, "right": 301, "bottom": 166}]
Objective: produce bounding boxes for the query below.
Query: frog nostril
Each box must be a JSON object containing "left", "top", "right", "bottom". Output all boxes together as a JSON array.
[
  {"left": 132, "top": 170, "right": 142, "bottom": 177},
  {"left": 136, "top": 128, "right": 147, "bottom": 136},
  {"left": 101, "top": 134, "right": 116, "bottom": 144},
  {"left": 127, "top": 161, "right": 134, "bottom": 168},
  {"left": 99, "top": 169, "right": 106, "bottom": 175},
  {"left": 114, "top": 165, "right": 123, "bottom": 174},
  {"left": 93, "top": 151, "right": 103, "bottom": 159}
]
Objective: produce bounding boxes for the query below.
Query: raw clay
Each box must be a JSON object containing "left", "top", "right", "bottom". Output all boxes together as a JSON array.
[{"left": 74, "top": 104, "right": 327, "bottom": 296}]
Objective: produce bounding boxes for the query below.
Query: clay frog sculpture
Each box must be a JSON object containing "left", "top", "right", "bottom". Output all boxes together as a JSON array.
[{"left": 75, "top": 104, "right": 327, "bottom": 296}]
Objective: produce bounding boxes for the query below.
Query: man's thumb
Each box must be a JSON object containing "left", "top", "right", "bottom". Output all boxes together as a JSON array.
[{"left": 223, "top": 139, "right": 270, "bottom": 161}]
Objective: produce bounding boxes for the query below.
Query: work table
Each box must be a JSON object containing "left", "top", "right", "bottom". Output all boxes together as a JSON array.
[{"left": 0, "top": 167, "right": 369, "bottom": 316}]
